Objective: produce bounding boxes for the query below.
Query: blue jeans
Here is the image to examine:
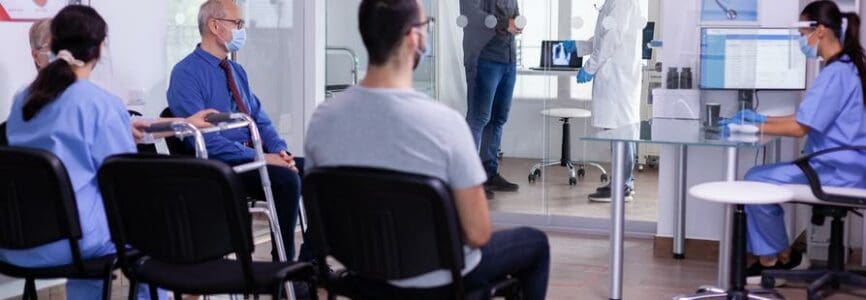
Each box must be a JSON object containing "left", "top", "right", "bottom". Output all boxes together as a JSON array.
[
  {"left": 465, "top": 227, "right": 550, "bottom": 300},
  {"left": 617, "top": 142, "right": 636, "bottom": 189},
  {"left": 468, "top": 59, "right": 517, "bottom": 176}
]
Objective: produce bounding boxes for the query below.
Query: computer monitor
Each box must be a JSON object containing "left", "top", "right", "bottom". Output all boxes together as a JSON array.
[
  {"left": 537, "top": 40, "right": 583, "bottom": 70},
  {"left": 699, "top": 28, "right": 807, "bottom": 90},
  {"left": 642, "top": 22, "right": 655, "bottom": 60}
]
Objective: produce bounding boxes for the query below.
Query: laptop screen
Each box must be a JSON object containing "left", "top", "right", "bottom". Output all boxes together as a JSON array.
[{"left": 540, "top": 40, "right": 583, "bottom": 69}]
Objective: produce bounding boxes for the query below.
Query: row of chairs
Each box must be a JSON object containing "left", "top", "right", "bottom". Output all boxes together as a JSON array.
[{"left": 0, "top": 112, "right": 522, "bottom": 299}]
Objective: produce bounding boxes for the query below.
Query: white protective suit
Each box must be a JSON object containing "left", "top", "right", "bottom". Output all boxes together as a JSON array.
[{"left": 578, "top": 0, "right": 647, "bottom": 129}]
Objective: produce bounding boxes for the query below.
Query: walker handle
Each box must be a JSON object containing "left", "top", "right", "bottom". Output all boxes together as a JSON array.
[
  {"left": 205, "top": 113, "right": 234, "bottom": 124},
  {"left": 144, "top": 122, "right": 176, "bottom": 133}
]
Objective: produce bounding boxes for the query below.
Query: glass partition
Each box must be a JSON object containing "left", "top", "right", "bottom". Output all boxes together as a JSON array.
[{"left": 322, "top": 0, "right": 663, "bottom": 230}]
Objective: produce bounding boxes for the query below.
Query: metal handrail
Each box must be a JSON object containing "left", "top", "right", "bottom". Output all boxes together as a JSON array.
[{"left": 326, "top": 46, "right": 360, "bottom": 85}]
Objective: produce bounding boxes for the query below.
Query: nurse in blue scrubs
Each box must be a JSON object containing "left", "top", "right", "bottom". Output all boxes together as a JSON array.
[
  {"left": 0, "top": 6, "right": 213, "bottom": 299},
  {"left": 730, "top": 1, "right": 866, "bottom": 283}
]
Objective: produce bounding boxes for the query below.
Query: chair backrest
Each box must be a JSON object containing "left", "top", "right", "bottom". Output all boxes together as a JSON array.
[
  {"left": 0, "top": 147, "right": 83, "bottom": 251},
  {"left": 98, "top": 154, "right": 255, "bottom": 278},
  {"left": 0, "top": 122, "right": 7, "bottom": 146},
  {"left": 128, "top": 110, "right": 158, "bottom": 154},
  {"left": 302, "top": 167, "right": 466, "bottom": 283},
  {"left": 159, "top": 108, "right": 193, "bottom": 156},
  {"left": 795, "top": 146, "right": 866, "bottom": 206}
]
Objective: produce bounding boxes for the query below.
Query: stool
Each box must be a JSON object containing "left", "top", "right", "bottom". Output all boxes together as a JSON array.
[
  {"left": 528, "top": 108, "right": 608, "bottom": 186},
  {"left": 675, "top": 181, "right": 793, "bottom": 300}
]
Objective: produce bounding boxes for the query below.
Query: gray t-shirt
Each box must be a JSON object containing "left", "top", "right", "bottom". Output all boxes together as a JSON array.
[{"left": 304, "top": 86, "right": 487, "bottom": 288}]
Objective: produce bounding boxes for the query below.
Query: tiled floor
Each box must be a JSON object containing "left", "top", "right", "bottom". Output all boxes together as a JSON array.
[
  {"left": 24, "top": 230, "right": 866, "bottom": 300},
  {"left": 491, "top": 158, "right": 659, "bottom": 222}
]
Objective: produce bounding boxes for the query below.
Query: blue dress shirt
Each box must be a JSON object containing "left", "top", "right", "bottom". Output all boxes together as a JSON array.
[{"left": 167, "top": 46, "right": 288, "bottom": 164}]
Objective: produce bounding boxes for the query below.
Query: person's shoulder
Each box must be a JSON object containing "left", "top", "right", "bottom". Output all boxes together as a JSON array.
[{"left": 68, "top": 81, "right": 125, "bottom": 111}]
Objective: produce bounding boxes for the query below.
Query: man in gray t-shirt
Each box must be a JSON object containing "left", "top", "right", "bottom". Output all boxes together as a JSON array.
[{"left": 304, "top": 1, "right": 549, "bottom": 298}]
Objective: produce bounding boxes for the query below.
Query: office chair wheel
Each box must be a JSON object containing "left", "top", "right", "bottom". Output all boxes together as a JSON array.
[
  {"left": 601, "top": 174, "right": 609, "bottom": 183},
  {"left": 569, "top": 177, "right": 577, "bottom": 186},
  {"left": 638, "top": 164, "right": 646, "bottom": 172},
  {"left": 577, "top": 168, "right": 586, "bottom": 178},
  {"left": 760, "top": 276, "right": 775, "bottom": 289},
  {"left": 528, "top": 174, "right": 536, "bottom": 183}
]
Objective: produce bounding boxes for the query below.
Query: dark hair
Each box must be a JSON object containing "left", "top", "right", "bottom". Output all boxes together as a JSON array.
[
  {"left": 358, "top": 0, "right": 421, "bottom": 66},
  {"left": 802, "top": 0, "right": 866, "bottom": 104},
  {"left": 24, "top": 5, "right": 107, "bottom": 121}
]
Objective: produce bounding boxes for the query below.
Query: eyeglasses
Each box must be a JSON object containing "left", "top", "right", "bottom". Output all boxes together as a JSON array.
[
  {"left": 411, "top": 17, "right": 435, "bottom": 34},
  {"left": 215, "top": 18, "right": 246, "bottom": 30}
]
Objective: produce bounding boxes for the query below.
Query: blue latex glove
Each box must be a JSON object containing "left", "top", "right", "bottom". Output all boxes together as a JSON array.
[
  {"left": 576, "top": 69, "right": 594, "bottom": 84},
  {"left": 729, "top": 109, "right": 768, "bottom": 124},
  {"left": 563, "top": 40, "right": 577, "bottom": 54}
]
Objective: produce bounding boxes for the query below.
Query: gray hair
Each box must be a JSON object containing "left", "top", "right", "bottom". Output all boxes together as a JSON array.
[
  {"left": 29, "top": 19, "right": 52, "bottom": 50},
  {"left": 198, "top": 0, "right": 227, "bottom": 35}
]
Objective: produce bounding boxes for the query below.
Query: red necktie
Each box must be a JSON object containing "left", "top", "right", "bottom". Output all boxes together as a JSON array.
[{"left": 219, "top": 59, "right": 250, "bottom": 115}]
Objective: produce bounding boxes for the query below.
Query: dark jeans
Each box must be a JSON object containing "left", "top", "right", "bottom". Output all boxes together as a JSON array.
[
  {"left": 238, "top": 159, "right": 305, "bottom": 261},
  {"left": 339, "top": 227, "right": 550, "bottom": 300},
  {"left": 465, "top": 227, "right": 550, "bottom": 300},
  {"left": 468, "top": 59, "right": 517, "bottom": 176}
]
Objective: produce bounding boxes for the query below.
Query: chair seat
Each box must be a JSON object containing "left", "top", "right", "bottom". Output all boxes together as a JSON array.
[
  {"left": 689, "top": 181, "right": 793, "bottom": 205},
  {"left": 541, "top": 108, "right": 591, "bottom": 119},
  {"left": 0, "top": 254, "right": 115, "bottom": 280},
  {"left": 785, "top": 184, "right": 866, "bottom": 208},
  {"left": 133, "top": 257, "right": 312, "bottom": 294}
]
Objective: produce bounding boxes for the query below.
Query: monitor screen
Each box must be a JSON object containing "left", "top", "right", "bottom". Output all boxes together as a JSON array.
[
  {"left": 699, "top": 28, "right": 807, "bottom": 90},
  {"left": 540, "top": 40, "right": 582, "bottom": 69}
]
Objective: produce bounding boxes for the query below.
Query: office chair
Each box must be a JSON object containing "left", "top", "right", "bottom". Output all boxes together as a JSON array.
[
  {"left": 760, "top": 146, "right": 866, "bottom": 300},
  {"left": 0, "top": 147, "right": 118, "bottom": 300},
  {"left": 98, "top": 153, "right": 316, "bottom": 299},
  {"left": 529, "top": 108, "right": 608, "bottom": 185},
  {"left": 303, "top": 167, "right": 521, "bottom": 300}
]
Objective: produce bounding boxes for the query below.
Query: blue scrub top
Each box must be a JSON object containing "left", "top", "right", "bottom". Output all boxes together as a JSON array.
[
  {"left": 0, "top": 80, "right": 136, "bottom": 266},
  {"left": 796, "top": 55, "right": 866, "bottom": 188}
]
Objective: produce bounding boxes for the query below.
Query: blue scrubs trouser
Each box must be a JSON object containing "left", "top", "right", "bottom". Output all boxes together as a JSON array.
[{"left": 743, "top": 163, "right": 809, "bottom": 257}]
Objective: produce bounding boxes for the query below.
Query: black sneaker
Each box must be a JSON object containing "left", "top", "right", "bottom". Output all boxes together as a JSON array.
[
  {"left": 485, "top": 173, "right": 519, "bottom": 192},
  {"left": 746, "top": 251, "right": 810, "bottom": 286},
  {"left": 596, "top": 184, "right": 611, "bottom": 192},
  {"left": 588, "top": 186, "right": 634, "bottom": 202}
]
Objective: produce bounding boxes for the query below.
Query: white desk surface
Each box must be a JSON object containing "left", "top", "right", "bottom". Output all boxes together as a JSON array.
[{"left": 517, "top": 68, "right": 579, "bottom": 77}]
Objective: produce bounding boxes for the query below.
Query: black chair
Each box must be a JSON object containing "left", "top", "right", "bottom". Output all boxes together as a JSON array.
[
  {"left": 0, "top": 147, "right": 117, "bottom": 299},
  {"left": 128, "top": 110, "right": 158, "bottom": 154},
  {"left": 0, "top": 121, "right": 7, "bottom": 146},
  {"left": 303, "top": 167, "right": 520, "bottom": 300},
  {"left": 98, "top": 153, "right": 316, "bottom": 299},
  {"left": 158, "top": 108, "right": 194, "bottom": 156},
  {"left": 761, "top": 146, "right": 866, "bottom": 300}
]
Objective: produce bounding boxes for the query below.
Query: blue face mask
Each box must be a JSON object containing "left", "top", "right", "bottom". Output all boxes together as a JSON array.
[
  {"left": 413, "top": 29, "right": 431, "bottom": 70},
  {"left": 799, "top": 33, "right": 818, "bottom": 59},
  {"left": 225, "top": 28, "right": 247, "bottom": 53}
]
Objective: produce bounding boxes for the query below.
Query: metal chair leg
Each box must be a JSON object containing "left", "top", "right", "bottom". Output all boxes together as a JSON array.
[
  {"left": 148, "top": 284, "right": 159, "bottom": 300},
  {"left": 23, "top": 278, "right": 36, "bottom": 300}
]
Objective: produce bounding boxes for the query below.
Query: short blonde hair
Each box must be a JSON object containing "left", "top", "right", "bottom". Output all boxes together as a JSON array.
[{"left": 29, "top": 18, "right": 52, "bottom": 50}]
